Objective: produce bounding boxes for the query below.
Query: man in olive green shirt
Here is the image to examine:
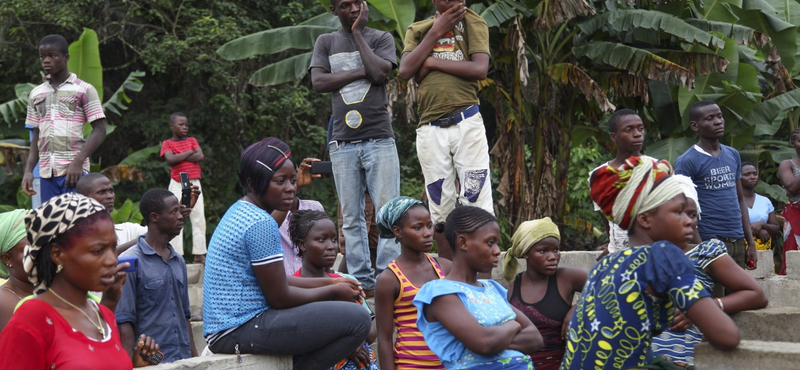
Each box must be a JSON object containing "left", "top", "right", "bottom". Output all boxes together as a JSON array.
[{"left": 399, "top": 0, "right": 493, "bottom": 258}]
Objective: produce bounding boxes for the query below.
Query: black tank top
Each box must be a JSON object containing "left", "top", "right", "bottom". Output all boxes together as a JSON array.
[{"left": 509, "top": 271, "right": 571, "bottom": 353}]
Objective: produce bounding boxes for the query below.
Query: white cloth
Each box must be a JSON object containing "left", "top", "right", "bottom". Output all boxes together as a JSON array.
[
  {"left": 114, "top": 222, "right": 147, "bottom": 245},
  {"left": 416, "top": 112, "right": 494, "bottom": 224},
  {"left": 168, "top": 178, "right": 207, "bottom": 255}
]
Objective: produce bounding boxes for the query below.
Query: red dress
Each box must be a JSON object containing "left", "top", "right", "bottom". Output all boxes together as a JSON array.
[{"left": 0, "top": 298, "right": 132, "bottom": 370}]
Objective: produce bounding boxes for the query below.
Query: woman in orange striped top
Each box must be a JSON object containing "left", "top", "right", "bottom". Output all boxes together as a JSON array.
[{"left": 375, "top": 197, "right": 452, "bottom": 370}]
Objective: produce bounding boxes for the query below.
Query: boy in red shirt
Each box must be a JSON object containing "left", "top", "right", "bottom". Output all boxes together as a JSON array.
[{"left": 160, "top": 112, "right": 206, "bottom": 263}]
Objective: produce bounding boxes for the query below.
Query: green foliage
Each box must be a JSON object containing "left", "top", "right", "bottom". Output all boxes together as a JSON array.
[
  {"left": 68, "top": 28, "right": 103, "bottom": 101},
  {"left": 104, "top": 71, "right": 146, "bottom": 116},
  {"left": 0, "top": 84, "right": 35, "bottom": 128},
  {"left": 110, "top": 199, "right": 144, "bottom": 224},
  {"left": 364, "top": 0, "right": 415, "bottom": 41}
]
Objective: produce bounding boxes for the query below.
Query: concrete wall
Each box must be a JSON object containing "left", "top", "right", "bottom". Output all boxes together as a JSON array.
[{"left": 150, "top": 354, "right": 291, "bottom": 370}]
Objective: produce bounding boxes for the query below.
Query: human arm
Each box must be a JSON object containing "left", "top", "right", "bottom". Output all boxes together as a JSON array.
[
  {"left": 351, "top": 5, "right": 393, "bottom": 84},
  {"left": 507, "top": 306, "right": 543, "bottom": 355},
  {"left": 253, "top": 262, "right": 361, "bottom": 309},
  {"left": 0, "top": 292, "right": 16, "bottom": 332},
  {"left": 424, "top": 294, "right": 521, "bottom": 356},
  {"left": 66, "top": 118, "right": 106, "bottom": 187},
  {"left": 752, "top": 210, "right": 780, "bottom": 240},
  {"left": 187, "top": 318, "right": 198, "bottom": 357},
  {"left": 185, "top": 146, "right": 204, "bottom": 163},
  {"left": 99, "top": 263, "right": 129, "bottom": 312},
  {"left": 706, "top": 253, "right": 768, "bottom": 312},
  {"left": 163, "top": 150, "right": 195, "bottom": 167},
  {"left": 434, "top": 256, "right": 452, "bottom": 275},
  {"left": 683, "top": 297, "right": 741, "bottom": 350},
  {"left": 779, "top": 160, "right": 800, "bottom": 194},
  {"left": 376, "top": 269, "right": 400, "bottom": 370},
  {"left": 737, "top": 180, "right": 757, "bottom": 268},
  {"left": 120, "top": 322, "right": 136, "bottom": 358},
  {"left": 417, "top": 53, "right": 489, "bottom": 81},
  {"left": 560, "top": 267, "right": 588, "bottom": 338},
  {"left": 21, "top": 128, "right": 40, "bottom": 195},
  {"left": 398, "top": 5, "right": 468, "bottom": 80},
  {"left": 131, "top": 334, "right": 161, "bottom": 368}
]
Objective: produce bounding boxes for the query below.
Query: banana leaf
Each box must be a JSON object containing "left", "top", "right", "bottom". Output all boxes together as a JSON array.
[
  {"left": 103, "top": 71, "right": 145, "bottom": 116},
  {"left": 216, "top": 25, "right": 337, "bottom": 61},
  {"left": 250, "top": 52, "right": 314, "bottom": 87},
  {"left": 579, "top": 9, "right": 725, "bottom": 49},
  {"left": 68, "top": 28, "right": 103, "bottom": 102}
]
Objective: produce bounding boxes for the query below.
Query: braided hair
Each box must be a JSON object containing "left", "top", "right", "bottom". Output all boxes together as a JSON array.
[
  {"left": 790, "top": 127, "right": 800, "bottom": 145},
  {"left": 443, "top": 206, "right": 498, "bottom": 252},
  {"left": 239, "top": 137, "right": 295, "bottom": 196},
  {"left": 289, "top": 210, "right": 331, "bottom": 257}
]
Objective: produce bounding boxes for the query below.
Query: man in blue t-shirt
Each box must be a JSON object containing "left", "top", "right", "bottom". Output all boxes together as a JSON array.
[{"left": 675, "top": 100, "right": 757, "bottom": 269}]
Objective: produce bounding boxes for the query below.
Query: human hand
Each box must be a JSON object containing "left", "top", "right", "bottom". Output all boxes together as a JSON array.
[
  {"left": 348, "top": 342, "right": 370, "bottom": 367},
  {"left": 596, "top": 244, "right": 610, "bottom": 261},
  {"left": 66, "top": 160, "right": 84, "bottom": 188},
  {"left": 750, "top": 222, "right": 763, "bottom": 234},
  {"left": 131, "top": 334, "right": 161, "bottom": 367},
  {"left": 561, "top": 306, "right": 576, "bottom": 339},
  {"left": 101, "top": 263, "right": 128, "bottom": 307},
  {"left": 190, "top": 184, "right": 201, "bottom": 208},
  {"left": 668, "top": 309, "right": 692, "bottom": 332},
  {"left": 330, "top": 277, "right": 365, "bottom": 302},
  {"left": 297, "top": 158, "right": 321, "bottom": 189},
  {"left": 179, "top": 204, "right": 192, "bottom": 219},
  {"left": 431, "top": 4, "right": 467, "bottom": 38},
  {"left": 21, "top": 172, "right": 36, "bottom": 196},
  {"left": 746, "top": 247, "right": 758, "bottom": 270},
  {"left": 352, "top": 0, "right": 369, "bottom": 33},
  {"left": 757, "top": 229, "right": 770, "bottom": 243}
]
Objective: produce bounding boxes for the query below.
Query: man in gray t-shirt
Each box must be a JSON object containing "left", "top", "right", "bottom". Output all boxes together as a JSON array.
[{"left": 309, "top": 0, "right": 400, "bottom": 292}]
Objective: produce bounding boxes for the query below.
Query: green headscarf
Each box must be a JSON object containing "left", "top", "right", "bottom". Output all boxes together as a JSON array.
[
  {"left": 0, "top": 209, "right": 28, "bottom": 279},
  {"left": 376, "top": 196, "right": 424, "bottom": 239},
  {"left": 502, "top": 217, "right": 560, "bottom": 283}
]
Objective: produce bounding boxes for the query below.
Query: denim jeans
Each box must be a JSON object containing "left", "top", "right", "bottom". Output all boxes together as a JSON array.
[{"left": 329, "top": 137, "right": 400, "bottom": 290}]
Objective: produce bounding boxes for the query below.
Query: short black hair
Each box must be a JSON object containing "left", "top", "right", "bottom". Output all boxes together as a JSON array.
[
  {"left": 139, "top": 189, "right": 175, "bottom": 226},
  {"left": 790, "top": 127, "right": 800, "bottom": 144},
  {"left": 443, "top": 206, "right": 498, "bottom": 252},
  {"left": 689, "top": 100, "right": 718, "bottom": 122},
  {"left": 39, "top": 35, "right": 69, "bottom": 55},
  {"left": 76, "top": 173, "right": 109, "bottom": 196},
  {"left": 741, "top": 161, "right": 756, "bottom": 171},
  {"left": 169, "top": 112, "right": 187, "bottom": 124},
  {"left": 608, "top": 109, "right": 638, "bottom": 133},
  {"left": 289, "top": 210, "right": 331, "bottom": 257}
]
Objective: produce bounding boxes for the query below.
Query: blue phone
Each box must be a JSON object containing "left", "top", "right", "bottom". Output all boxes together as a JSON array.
[{"left": 118, "top": 256, "right": 139, "bottom": 272}]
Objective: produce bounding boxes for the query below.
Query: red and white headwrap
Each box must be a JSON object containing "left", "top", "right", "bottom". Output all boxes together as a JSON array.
[{"left": 589, "top": 156, "right": 683, "bottom": 230}]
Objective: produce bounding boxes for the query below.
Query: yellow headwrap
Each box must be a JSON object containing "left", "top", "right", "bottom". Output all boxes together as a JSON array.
[{"left": 502, "top": 217, "right": 560, "bottom": 282}]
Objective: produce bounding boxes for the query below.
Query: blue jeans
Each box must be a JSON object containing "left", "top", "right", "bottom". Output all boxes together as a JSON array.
[{"left": 329, "top": 137, "right": 400, "bottom": 290}]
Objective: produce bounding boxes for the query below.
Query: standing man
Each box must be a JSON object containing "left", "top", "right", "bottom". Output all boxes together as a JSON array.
[
  {"left": 22, "top": 35, "right": 107, "bottom": 203},
  {"left": 310, "top": 0, "right": 400, "bottom": 295}
]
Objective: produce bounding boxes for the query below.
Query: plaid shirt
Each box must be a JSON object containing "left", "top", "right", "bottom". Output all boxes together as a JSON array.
[{"left": 25, "top": 73, "right": 105, "bottom": 178}]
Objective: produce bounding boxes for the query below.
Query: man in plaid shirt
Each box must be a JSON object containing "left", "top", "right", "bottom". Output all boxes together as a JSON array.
[{"left": 22, "top": 35, "right": 107, "bottom": 203}]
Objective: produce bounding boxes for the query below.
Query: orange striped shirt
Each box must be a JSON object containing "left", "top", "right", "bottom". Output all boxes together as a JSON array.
[{"left": 387, "top": 255, "right": 446, "bottom": 370}]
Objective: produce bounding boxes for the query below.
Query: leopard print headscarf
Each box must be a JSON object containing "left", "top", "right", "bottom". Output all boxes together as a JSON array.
[{"left": 23, "top": 193, "right": 106, "bottom": 294}]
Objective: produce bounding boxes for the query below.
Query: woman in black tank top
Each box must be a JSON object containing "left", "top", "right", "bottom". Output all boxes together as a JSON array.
[{"left": 502, "top": 218, "right": 588, "bottom": 370}]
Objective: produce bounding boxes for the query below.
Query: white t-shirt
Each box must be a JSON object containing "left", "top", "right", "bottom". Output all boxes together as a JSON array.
[{"left": 115, "top": 222, "right": 147, "bottom": 245}]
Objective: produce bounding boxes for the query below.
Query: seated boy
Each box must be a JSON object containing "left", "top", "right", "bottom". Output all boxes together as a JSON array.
[{"left": 115, "top": 189, "right": 197, "bottom": 363}]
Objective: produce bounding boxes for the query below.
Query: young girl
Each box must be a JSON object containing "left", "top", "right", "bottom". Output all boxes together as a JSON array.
[
  {"left": 562, "top": 157, "right": 741, "bottom": 369},
  {"left": 289, "top": 210, "right": 378, "bottom": 370},
  {"left": 374, "top": 196, "right": 451, "bottom": 370},
  {"left": 0, "top": 194, "right": 159, "bottom": 368},
  {"left": 651, "top": 175, "right": 767, "bottom": 366},
  {"left": 412, "top": 206, "right": 542, "bottom": 370},
  {"left": 742, "top": 162, "right": 780, "bottom": 251},
  {"left": 203, "top": 138, "right": 370, "bottom": 370},
  {"left": 777, "top": 128, "right": 800, "bottom": 274},
  {"left": 502, "top": 217, "right": 587, "bottom": 370}
]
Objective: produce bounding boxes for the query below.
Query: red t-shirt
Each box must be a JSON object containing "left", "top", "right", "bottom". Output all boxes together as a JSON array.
[
  {"left": 160, "top": 137, "right": 202, "bottom": 181},
  {"left": 0, "top": 299, "right": 132, "bottom": 370}
]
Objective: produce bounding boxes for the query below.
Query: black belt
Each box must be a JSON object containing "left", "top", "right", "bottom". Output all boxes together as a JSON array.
[
  {"left": 427, "top": 105, "right": 479, "bottom": 128},
  {"left": 714, "top": 235, "right": 742, "bottom": 243}
]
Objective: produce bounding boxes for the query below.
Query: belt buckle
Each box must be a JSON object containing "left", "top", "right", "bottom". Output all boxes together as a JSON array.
[{"left": 437, "top": 117, "right": 454, "bottom": 128}]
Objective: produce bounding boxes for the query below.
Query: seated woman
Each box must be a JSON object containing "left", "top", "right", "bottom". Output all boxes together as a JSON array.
[
  {"left": 651, "top": 175, "right": 768, "bottom": 366},
  {"left": 289, "top": 209, "right": 378, "bottom": 370},
  {"left": 502, "top": 217, "right": 587, "bottom": 370},
  {"left": 741, "top": 162, "right": 780, "bottom": 251},
  {"left": 562, "top": 157, "right": 741, "bottom": 369},
  {"left": 0, "top": 194, "right": 159, "bottom": 368},
  {"left": 202, "top": 137, "right": 371, "bottom": 370},
  {"left": 413, "top": 206, "right": 543, "bottom": 370},
  {"left": 0, "top": 209, "right": 33, "bottom": 332}
]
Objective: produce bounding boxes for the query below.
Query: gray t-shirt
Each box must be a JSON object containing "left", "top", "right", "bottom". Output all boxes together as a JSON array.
[{"left": 310, "top": 28, "right": 397, "bottom": 141}]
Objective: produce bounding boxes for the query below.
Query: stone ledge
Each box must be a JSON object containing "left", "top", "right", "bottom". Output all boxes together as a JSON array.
[
  {"left": 731, "top": 307, "right": 800, "bottom": 342},
  {"left": 759, "top": 276, "right": 800, "bottom": 308},
  {"left": 150, "top": 354, "right": 291, "bottom": 370},
  {"left": 694, "top": 340, "right": 800, "bottom": 370},
  {"left": 787, "top": 251, "right": 800, "bottom": 278}
]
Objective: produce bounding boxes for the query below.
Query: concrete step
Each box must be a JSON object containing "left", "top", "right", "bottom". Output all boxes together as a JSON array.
[
  {"left": 731, "top": 307, "right": 800, "bottom": 342},
  {"left": 694, "top": 340, "right": 800, "bottom": 370},
  {"left": 149, "top": 354, "right": 291, "bottom": 370},
  {"left": 758, "top": 276, "right": 800, "bottom": 308}
]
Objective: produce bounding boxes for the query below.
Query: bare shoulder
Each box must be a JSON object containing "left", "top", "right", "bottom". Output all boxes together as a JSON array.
[{"left": 558, "top": 266, "right": 588, "bottom": 290}]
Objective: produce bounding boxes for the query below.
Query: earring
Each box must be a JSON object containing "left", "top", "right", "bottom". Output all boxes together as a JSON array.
[
  {"left": 5, "top": 264, "right": 11, "bottom": 268},
  {"left": 56, "top": 264, "right": 63, "bottom": 274}
]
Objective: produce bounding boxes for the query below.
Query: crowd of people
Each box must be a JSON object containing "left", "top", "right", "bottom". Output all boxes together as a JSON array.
[{"left": 0, "top": 0, "right": 795, "bottom": 368}]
